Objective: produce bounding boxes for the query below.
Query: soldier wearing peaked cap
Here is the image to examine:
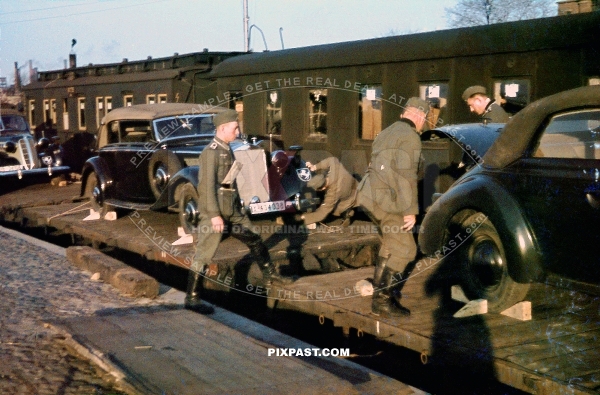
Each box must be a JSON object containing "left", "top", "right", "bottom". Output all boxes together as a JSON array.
[
  {"left": 185, "top": 109, "right": 289, "bottom": 314},
  {"left": 462, "top": 85, "right": 510, "bottom": 123},
  {"left": 356, "top": 97, "right": 429, "bottom": 318}
]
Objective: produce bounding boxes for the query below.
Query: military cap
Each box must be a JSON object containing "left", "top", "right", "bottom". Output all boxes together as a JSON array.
[
  {"left": 213, "top": 109, "right": 238, "bottom": 128},
  {"left": 405, "top": 97, "right": 430, "bottom": 115},
  {"left": 462, "top": 85, "right": 487, "bottom": 101},
  {"left": 307, "top": 174, "right": 326, "bottom": 190}
]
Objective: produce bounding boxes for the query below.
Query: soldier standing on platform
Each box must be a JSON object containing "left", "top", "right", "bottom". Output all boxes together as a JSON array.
[
  {"left": 357, "top": 97, "right": 429, "bottom": 318},
  {"left": 462, "top": 85, "right": 510, "bottom": 123},
  {"left": 185, "top": 109, "right": 286, "bottom": 314}
]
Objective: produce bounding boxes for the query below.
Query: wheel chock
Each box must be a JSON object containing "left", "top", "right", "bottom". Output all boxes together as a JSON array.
[
  {"left": 453, "top": 299, "right": 488, "bottom": 318},
  {"left": 172, "top": 234, "right": 193, "bottom": 245},
  {"left": 83, "top": 209, "right": 101, "bottom": 221},
  {"left": 501, "top": 301, "right": 532, "bottom": 321},
  {"left": 177, "top": 226, "right": 189, "bottom": 237},
  {"left": 173, "top": 227, "right": 194, "bottom": 245},
  {"left": 104, "top": 211, "right": 117, "bottom": 221},
  {"left": 451, "top": 285, "right": 470, "bottom": 303}
]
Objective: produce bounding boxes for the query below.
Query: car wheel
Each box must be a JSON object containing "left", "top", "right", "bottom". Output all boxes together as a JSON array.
[
  {"left": 83, "top": 172, "right": 108, "bottom": 216},
  {"left": 178, "top": 183, "right": 199, "bottom": 235},
  {"left": 446, "top": 210, "right": 530, "bottom": 313},
  {"left": 148, "top": 150, "right": 183, "bottom": 199}
]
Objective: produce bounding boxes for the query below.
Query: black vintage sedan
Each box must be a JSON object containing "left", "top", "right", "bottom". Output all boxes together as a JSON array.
[
  {"left": 419, "top": 85, "right": 600, "bottom": 312},
  {"left": 1, "top": 109, "right": 70, "bottom": 190},
  {"left": 81, "top": 103, "right": 225, "bottom": 214},
  {"left": 81, "top": 103, "right": 319, "bottom": 232}
]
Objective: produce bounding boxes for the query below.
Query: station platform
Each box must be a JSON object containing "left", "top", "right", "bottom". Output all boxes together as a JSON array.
[{"left": 48, "top": 298, "right": 416, "bottom": 395}]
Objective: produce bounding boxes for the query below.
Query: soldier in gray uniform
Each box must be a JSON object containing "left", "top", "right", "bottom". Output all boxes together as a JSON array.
[
  {"left": 298, "top": 156, "right": 358, "bottom": 226},
  {"left": 462, "top": 85, "right": 510, "bottom": 123},
  {"left": 185, "top": 109, "right": 284, "bottom": 314},
  {"left": 357, "top": 97, "right": 429, "bottom": 318}
]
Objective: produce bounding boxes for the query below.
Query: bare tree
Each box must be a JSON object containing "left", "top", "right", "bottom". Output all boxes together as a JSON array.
[{"left": 446, "top": 0, "right": 556, "bottom": 28}]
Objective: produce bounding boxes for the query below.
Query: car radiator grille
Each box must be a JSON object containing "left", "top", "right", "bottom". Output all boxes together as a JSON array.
[{"left": 19, "top": 138, "right": 37, "bottom": 170}]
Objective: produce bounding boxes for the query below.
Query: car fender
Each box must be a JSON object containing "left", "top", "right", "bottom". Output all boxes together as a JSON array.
[
  {"left": 151, "top": 166, "right": 199, "bottom": 210},
  {"left": 418, "top": 174, "right": 543, "bottom": 283},
  {"left": 80, "top": 157, "right": 113, "bottom": 198}
]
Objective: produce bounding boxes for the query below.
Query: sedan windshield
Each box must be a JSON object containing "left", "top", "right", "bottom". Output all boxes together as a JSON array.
[
  {"left": 153, "top": 115, "right": 215, "bottom": 140},
  {"left": 1, "top": 115, "right": 29, "bottom": 132}
]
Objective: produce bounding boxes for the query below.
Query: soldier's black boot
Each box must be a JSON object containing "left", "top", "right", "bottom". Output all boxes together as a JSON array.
[
  {"left": 236, "top": 227, "right": 294, "bottom": 285},
  {"left": 260, "top": 260, "right": 294, "bottom": 285},
  {"left": 371, "top": 262, "right": 410, "bottom": 318},
  {"left": 184, "top": 270, "right": 214, "bottom": 315}
]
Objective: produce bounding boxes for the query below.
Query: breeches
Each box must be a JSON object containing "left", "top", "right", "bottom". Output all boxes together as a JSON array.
[{"left": 191, "top": 214, "right": 268, "bottom": 272}]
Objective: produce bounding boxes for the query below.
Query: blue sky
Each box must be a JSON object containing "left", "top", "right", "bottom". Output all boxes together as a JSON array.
[{"left": 1, "top": 0, "right": 459, "bottom": 85}]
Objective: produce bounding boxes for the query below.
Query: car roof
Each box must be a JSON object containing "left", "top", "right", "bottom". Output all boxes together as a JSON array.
[
  {"left": 101, "top": 103, "right": 228, "bottom": 124},
  {"left": 484, "top": 85, "right": 600, "bottom": 169},
  {"left": 0, "top": 108, "right": 27, "bottom": 117}
]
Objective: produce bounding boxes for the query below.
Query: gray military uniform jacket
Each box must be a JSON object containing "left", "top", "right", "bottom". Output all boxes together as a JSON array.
[
  {"left": 302, "top": 157, "right": 358, "bottom": 225},
  {"left": 197, "top": 137, "right": 239, "bottom": 220},
  {"left": 482, "top": 101, "right": 510, "bottom": 123},
  {"left": 357, "top": 119, "right": 421, "bottom": 219}
]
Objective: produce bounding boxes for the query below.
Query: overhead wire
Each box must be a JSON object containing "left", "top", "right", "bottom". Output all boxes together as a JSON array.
[{"left": 0, "top": 0, "right": 168, "bottom": 25}]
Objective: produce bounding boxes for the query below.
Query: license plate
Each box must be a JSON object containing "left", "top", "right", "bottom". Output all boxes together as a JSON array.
[{"left": 249, "top": 200, "right": 285, "bottom": 214}]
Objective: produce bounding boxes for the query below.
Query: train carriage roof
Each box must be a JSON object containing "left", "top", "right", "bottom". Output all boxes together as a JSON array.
[{"left": 210, "top": 13, "right": 599, "bottom": 78}]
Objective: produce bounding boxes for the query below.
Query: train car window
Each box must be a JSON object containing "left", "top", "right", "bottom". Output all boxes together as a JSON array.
[
  {"left": 158, "top": 94, "right": 167, "bottom": 103},
  {"left": 96, "top": 98, "right": 103, "bottom": 128},
  {"left": 77, "top": 97, "right": 86, "bottom": 131},
  {"left": 62, "top": 99, "right": 68, "bottom": 131},
  {"left": 123, "top": 94, "right": 133, "bottom": 107},
  {"left": 419, "top": 83, "right": 448, "bottom": 130},
  {"left": 43, "top": 99, "right": 51, "bottom": 124},
  {"left": 359, "top": 85, "right": 382, "bottom": 140},
  {"left": 266, "top": 90, "right": 281, "bottom": 135},
  {"left": 28, "top": 100, "right": 36, "bottom": 127},
  {"left": 308, "top": 89, "right": 327, "bottom": 140},
  {"left": 494, "top": 79, "right": 529, "bottom": 115},
  {"left": 589, "top": 77, "right": 600, "bottom": 86},
  {"left": 228, "top": 91, "right": 244, "bottom": 131},
  {"left": 146, "top": 94, "right": 156, "bottom": 104}
]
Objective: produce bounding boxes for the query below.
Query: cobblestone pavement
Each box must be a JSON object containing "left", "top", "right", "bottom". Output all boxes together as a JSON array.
[{"left": 0, "top": 226, "right": 181, "bottom": 394}]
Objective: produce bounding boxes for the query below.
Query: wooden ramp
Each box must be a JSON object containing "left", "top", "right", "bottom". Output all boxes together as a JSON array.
[
  {"left": 267, "top": 267, "right": 600, "bottom": 395},
  {"left": 47, "top": 304, "right": 416, "bottom": 395}
]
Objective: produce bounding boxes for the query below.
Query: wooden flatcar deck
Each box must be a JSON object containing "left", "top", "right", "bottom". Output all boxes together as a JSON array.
[
  {"left": 2, "top": 183, "right": 599, "bottom": 394},
  {"left": 0, "top": 183, "right": 378, "bottom": 272},
  {"left": 268, "top": 267, "right": 600, "bottom": 395}
]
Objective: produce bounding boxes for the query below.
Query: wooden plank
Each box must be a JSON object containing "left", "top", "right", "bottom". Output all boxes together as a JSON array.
[
  {"left": 50, "top": 306, "right": 411, "bottom": 395},
  {"left": 58, "top": 313, "right": 220, "bottom": 394},
  {"left": 495, "top": 329, "right": 600, "bottom": 362}
]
